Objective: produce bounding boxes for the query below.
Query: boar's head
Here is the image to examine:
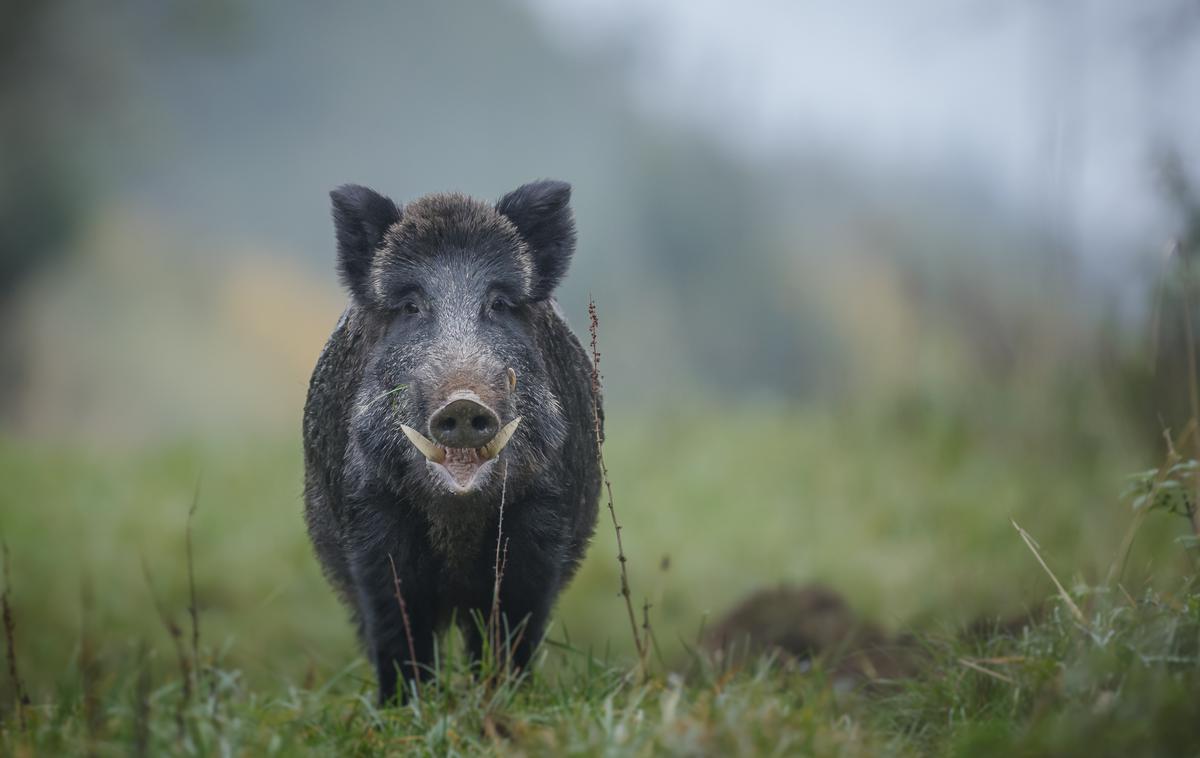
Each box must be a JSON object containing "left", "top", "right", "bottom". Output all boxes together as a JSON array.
[{"left": 330, "top": 180, "right": 576, "bottom": 499}]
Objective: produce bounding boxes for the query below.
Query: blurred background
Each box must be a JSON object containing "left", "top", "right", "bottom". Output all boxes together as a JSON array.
[{"left": 4, "top": 0, "right": 1200, "bottom": 693}]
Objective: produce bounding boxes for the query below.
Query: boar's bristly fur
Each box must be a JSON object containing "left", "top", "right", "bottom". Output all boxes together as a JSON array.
[{"left": 303, "top": 180, "right": 601, "bottom": 704}]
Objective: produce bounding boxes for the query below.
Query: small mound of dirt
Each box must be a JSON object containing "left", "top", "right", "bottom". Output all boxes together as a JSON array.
[{"left": 703, "top": 584, "right": 922, "bottom": 684}]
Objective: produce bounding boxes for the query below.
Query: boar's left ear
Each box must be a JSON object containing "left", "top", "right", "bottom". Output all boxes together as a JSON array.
[
  {"left": 330, "top": 184, "right": 402, "bottom": 304},
  {"left": 496, "top": 179, "right": 576, "bottom": 300}
]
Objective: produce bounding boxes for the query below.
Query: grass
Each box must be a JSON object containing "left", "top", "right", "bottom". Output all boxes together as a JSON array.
[{"left": 2, "top": 398, "right": 1198, "bottom": 755}]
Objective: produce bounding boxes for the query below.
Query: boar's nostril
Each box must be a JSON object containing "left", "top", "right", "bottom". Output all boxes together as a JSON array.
[{"left": 428, "top": 397, "right": 500, "bottom": 449}]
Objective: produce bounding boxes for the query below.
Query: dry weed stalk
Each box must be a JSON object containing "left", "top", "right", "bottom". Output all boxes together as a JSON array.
[
  {"left": 133, "top": 641, "right": 151, "bottom": 758},
  {"left": 1012, "top": 520, "right": 1087, "bottom": 625},
  {"left": 588, "top": 296, "right": 647, "bottom": 671},
  {"left": 386, "top": 553, "right": 421, "bottom": 698},
  {"left": 957, "top": 657, "right": 1016, "bottom": 684},
  {"left": 185, "top": 489, "right": 202, "bottom": 693},
  {"left": 81, "top": 583, "right": 102, "bottom": 748},
  {"left": 1173, "top": 244, "right": 1200, "bottom": 538},
  {"left": 141, "top": 558, "right": 190, "bottom": 742},
  {"left": 1107, "top": 426, "right": 1191, "bottom": 584},
  {"left": 2, "top": 541, "right": 28, "bottom": 732},
  {"left": 641, "top": 598, "right": 664, "bottom": 667},
  {"left": 488, "top": 460, "right": 511, "bottom": 674}
]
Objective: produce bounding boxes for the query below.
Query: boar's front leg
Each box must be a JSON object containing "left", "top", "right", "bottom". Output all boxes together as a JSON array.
[{"left": 350, "top": 544, "right": 437, "bottom": 705}]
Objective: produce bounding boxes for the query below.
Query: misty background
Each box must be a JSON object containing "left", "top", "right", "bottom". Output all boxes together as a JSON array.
[{"left": 5, "top": 0, "right": 1197, "bottom": 443}]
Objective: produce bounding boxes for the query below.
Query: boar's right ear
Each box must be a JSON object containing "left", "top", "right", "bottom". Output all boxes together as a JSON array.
[
  {"left": 496, "top": 179, "right": 576, "bottom": 300},
  {"left": 330, "top": 184, "right": 401, "bottom": 303}
]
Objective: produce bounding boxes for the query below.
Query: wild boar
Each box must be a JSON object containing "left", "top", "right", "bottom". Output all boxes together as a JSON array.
[{"left": 303, "top": 180, "right": 601, "bottom": 703}]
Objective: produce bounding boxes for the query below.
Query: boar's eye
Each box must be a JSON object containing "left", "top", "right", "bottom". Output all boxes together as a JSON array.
[
  {"left": 489, "top": 296, "right": 511, "bottom": 313},
  {"left": 401, "top": 301, "right": 421, "bottom": 315}
]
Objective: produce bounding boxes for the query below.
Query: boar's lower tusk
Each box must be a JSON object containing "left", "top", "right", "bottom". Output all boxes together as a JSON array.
[
  {"left": 399, "top": 424, "right": 446, "bottom": 463},
  {"left": 480, "top": 417, "right": 521, "bottom": 460}
]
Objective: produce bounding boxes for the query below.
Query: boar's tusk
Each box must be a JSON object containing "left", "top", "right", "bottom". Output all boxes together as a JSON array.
[
  {"left": 507, "top": 367, "right": 517, "bottom": 392},
  {"left": 480, "top": 417, "right": 521, "bottom": 460},
  {"left": 399, "top": 424, "right": 446, "bottom": 463}
]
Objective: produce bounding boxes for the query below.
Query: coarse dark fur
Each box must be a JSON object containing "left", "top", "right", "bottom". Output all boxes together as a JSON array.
[{"left": 303, "top": 180, "right": 601, "bottom": 703}]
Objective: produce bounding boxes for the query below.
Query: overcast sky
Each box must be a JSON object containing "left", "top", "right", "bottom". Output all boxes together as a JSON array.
[{"left": 526, "top": 0, "right": 1200, "bottom": 264}]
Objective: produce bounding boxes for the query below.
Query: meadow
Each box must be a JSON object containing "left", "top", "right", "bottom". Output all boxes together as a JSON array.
[
  {"left": 3, "top": 386, "right": 1198, "bottom": 755},
  {"left": 3, "top": 1, "right": 1197, "bottom": 753}
]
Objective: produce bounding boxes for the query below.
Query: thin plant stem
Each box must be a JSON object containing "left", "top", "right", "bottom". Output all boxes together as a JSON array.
[
  {"left": 588, "top": 296, "right": 645, "bottom": 670},
  {"left": 2, "top": 540, "right": 28, "bottom": 733},
  {"left": 489, "top": 459, "right": 510, "bottom": 675},
  {"left": 186, "top": 485, "right": 202, "bottom": 696},
  {"left": 1175, "top": 246, "right": 1200, "bottom": 538},
  {"left": 387, "top": 554, "right": 421, "bottom": 700}
]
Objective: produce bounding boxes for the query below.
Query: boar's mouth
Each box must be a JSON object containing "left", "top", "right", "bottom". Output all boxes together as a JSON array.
[{"left": 399, "top": 418, "right": 520, "bottom": 494}]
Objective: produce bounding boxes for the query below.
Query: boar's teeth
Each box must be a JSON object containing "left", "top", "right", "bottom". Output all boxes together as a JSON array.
[
  {"left": 480, "top": 417, "right": 521, "bottom": 460},
  {"left": 399, "top": 424, "right": 446, "bottom": 463},
  {"left": 507, "top": 367, "right": 518, "bottom": 392}
]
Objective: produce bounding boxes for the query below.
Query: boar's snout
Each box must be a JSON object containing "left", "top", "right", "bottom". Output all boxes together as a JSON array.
[{"left": 429, "top": 392, "right": 500, "bottom": 449}]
